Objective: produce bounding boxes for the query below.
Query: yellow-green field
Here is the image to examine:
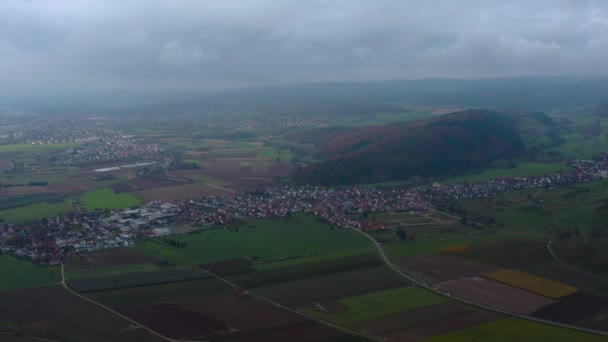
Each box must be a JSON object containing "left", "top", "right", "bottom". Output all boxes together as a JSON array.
[{"left": 484, "top": 269, "right": 578, "bottom": 299}]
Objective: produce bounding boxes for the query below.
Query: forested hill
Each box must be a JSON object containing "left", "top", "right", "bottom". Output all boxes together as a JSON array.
[{"left": 294, "top": 109, "right": 526, "bottom": 185}]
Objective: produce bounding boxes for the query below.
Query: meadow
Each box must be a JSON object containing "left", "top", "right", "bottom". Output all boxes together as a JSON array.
[
  {"left": 459, "top": 180, "right": 608, "bottom": 235},
  {"left": 0, "top": 255, "right": 60, "bottom": 290},
  {"left": 79, "top": 188, "right": 141, "bottom": 210},
  {"left": 0, "top": 199, "right": 73, "bottom": 222},
  {"left": 137, "top": 214, "right": 371, "bottom": 265}
]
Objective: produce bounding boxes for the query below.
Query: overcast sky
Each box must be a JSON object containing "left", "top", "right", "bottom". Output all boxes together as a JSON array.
[{"left": 1, "top": 0, "right": 607, "bottom": 98}]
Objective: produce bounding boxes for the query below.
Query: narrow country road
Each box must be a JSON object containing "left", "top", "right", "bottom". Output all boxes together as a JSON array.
[
  {"left": 60, "top": 263, "right": 176, "bottom": 342},
  {"left": 584, "top": 239, "right": 608, "bottom": 254},
  {"left": 546, "top": 241, "right": 608, "bottom": 281},
  {"left": 354, "top": 229, "right": 608, "bottom": 337}
]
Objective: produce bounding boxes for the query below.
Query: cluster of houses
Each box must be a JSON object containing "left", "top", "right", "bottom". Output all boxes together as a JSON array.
[
  {"left": 0, "top": 117, "right": 109, "bottom": 145},
  {"left": 2, "top": 156, "right": 608, "bottom": 264},
  {"left": 53, "top": 136, "right": 161, "bottom": 166},
  {"left": 430, "top": 159, "right": 608, "bottom": 202},
  {"left": 0, "top": 201, "right": 180, "bottom": 264}
]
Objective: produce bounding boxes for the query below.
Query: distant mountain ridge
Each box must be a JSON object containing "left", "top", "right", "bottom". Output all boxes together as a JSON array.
[
  {"left": 294, "top": 109, "right": 526, "bottom": 185},
  {"left": 110, "top": 76, "right": 608, "bottom": 116}
]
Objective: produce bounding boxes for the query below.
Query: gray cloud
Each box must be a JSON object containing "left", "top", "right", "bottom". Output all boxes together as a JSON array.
[{"left": 0, "top": 0, "right": 607, "bottom": 98}]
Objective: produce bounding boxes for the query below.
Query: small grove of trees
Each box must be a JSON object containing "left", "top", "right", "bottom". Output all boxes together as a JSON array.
[
  {"left": 163, "top": 238, "right": 188, "bottom": 248},
  {"left": 396, "top": 228, "right": 414, "bottom": 241}
]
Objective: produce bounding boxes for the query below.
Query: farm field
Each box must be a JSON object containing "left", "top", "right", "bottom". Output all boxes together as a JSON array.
[
  {"left": 484, "top": 269, "right": 578, "bottom": 299},
  {"left": 136, "top": 215, "right": 371, "bottom": 265},
  {"left": 346, "top": 301, "right": 501, "bottom": 342},
  {"left": 300, "top": 286, "right": 447, "bottom": 325},
  {"left": 435, "top": 277, "right": 555, "bottom": 314},
  {"left": 83, "top": 274, "right": 352, "bottom": 341},
  {"left": 254, "top": 245, "right": 376, "bottom": 271},
  {"left": 546, "top": 132, "right": 608, "bottom": 160},
  {"left": 66, "top": 247, "right": 153, "bottom": 271},
  {"left": 85, "top": 277, "right": 231, "bottom": 308},
  {"left": 66, "top": 262, "right": 160, "bottom": 279},
  {"left": 174, "top": 150, "right": 291, "bottom": 191},
  {"left": 520, "top": 259, "right": 606, "bottom": 290},
  {"left": 382, "top": 232, "right": 513, "bottom": 260},
  {"left": 457, "top": 239, "right": 552, "bottom": 268},
  {"left": 550, "top": 240, "right": 608, "bottom": 276},
  {"left": 459, "top": 181, "right": 608, "bottom": 234},
  {"left": 0, "top": 286, "right": 165, "bottom": 342},
  {"left": 0, "top": 193, "right": 60, "bottom": 210},
  {"left": 532, "top": 292, "right": 608, "bottom": 325},
  {"left": 252, "top": 265, "right": 407, "bottom": 307},
  {"left": 132, "top": 183, "right": 231, "bottom": 202},
  {"left": 442, "top": 162, "right": 570, "bottom": 184},
  {"left": 67, "top": 267, "right": 210, "bottom": 292},
  {"left": 0, "top": 256, "right": 60, "bottom": 290},
  {"left": 79, "top": 188, "right": 141, "bottom": 210},
  {"left": 0, "top": 199, "right": 73, "bottom": 222},
  {"left": 110, "top": 175, "right": 186, "bottom": 193},
  {"left": 424, "top": 317, "right": 607, "bottom": 342},
  {"left": 257, "top": 148, "right": 294, "bottom": 162},
  {"left": 396, "top": 254, "right": 499, "bottom": 284},
  {"left": 579, "top": 309, "right": 608, "bottom": 332},
  {"left": 226, "top": 252, "right": 381, "bottom": 289},
  {"left": 0, "top": 142, "right": 80, "bottom": 156}
]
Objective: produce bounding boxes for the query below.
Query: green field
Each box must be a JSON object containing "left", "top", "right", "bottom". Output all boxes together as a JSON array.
[
  {"left": 547, "top": 133, "right": 608, "bottom": 160},
  {"left": 65, "top": 263, "right": 160, "bottom": 279},
  {"left": 86, "top": 277, "right": 231, "bottom": 308},
  {"left": 79, "top": 188, "right": 141, "bottom": 210},
  {"left": 0, "top": 200, "right": 73, "bottom": 222},
  {"left": 228, "top": 252, "right": 380, "bottom": 288},
  {"left": 136, "top": 215, "right": 371, "bottom": 265},
  {"left": 382, "top": 232, "right": 517, "bottom": 260},
  {"left": 0, "top": 143, "right": 80, "bottom": 154},
  {"left": 258, "top": 149, "right": 294, "bottom": 162},
  {"left": 0, "top": 255, "right": 60, "bottom": 290},
  {"left": 459, "top": 180, "right": 608, "bottom": 235},
  {"left": 424, "top": 318, "right": 606, "bottom": 342},
  {"left": 255, "top": 245, "right": 375, "bottom": 271},
  {"left": 442, "top": 162, "right": 570, "bottom": 184},
  {"left": 301, "top": 286, "right": 446, "bottom": 324}
]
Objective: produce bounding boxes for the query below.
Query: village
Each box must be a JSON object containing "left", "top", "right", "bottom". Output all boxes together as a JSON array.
[{"left": 1, "top": 155, "right": 608, "bottom": 264}]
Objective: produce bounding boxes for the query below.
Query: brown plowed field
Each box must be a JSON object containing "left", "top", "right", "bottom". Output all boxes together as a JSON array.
[
  {"left": 177, "top": 293, "right": 307, "bottom": 331},
  {"left": 521, "top": 260, "right": 606, "bottom": 290},
  {"left": 532, "top": 292, "right": 608, "bottom": 324},
  {"left": 205, "top": 321, "right": 346, "bottom": 342},
  {"left": 118, "top": 302, "right": 230, "bottom": 339},
  {"left": 0, "top": 286, "right": 165, "bottom": 342},
  {"left": 252, "top": 266, "right": 407, "bottom": 307},
  {"left": 133, "top": 184, "right": 230, "bottom": 202},
  {"left": 70, "top": 247, "right": 152, "bottom": 270},
  {"left": 111, "top": 176, "right": 188, "bottom": 193},
  {"left": 435, "top": 277, "right": 555, "bottom": 314},
  {"left": 396, "top": 254, "right": 499, "bottom": 284},
  {"left": 0, "top": 186, "right": 57, "bottom": 196},
  {"left": 348, "top": 301, "right": 501, "bottom": 342},
  {"left": 116, "top": 292, "right": 315, "bottom": 340}
]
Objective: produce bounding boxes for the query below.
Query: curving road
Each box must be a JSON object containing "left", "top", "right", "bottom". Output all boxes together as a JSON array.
[{"left": 354, "top": 228, "right": 608, "bottom": 337}]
